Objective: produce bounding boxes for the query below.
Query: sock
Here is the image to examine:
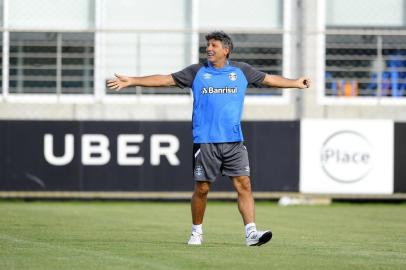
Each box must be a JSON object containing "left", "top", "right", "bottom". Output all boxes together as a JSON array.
[
  {"left": 245, "top": 223, "right": 257, "bottom": 237},
  {"left": 192, "top": 224, "right": 203, "bottom": 235}
]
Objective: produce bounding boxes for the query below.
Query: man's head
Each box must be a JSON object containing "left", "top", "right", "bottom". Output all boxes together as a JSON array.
[{"left": 205, "top": 31, "right": 234, "bottom": 66}]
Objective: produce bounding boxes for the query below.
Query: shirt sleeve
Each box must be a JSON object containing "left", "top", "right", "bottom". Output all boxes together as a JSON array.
[
  {"left": 171, "top": 64, "right": 201, "bottom": 89},
  {"left": 239, "top": 62, "right": 267, "bottom": 86}
]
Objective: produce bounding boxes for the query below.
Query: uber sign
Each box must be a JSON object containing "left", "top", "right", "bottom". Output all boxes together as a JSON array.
[
  {"left": 0, "top": 120, "right": 301, "bottom": 192},
  {"left": 300, "top": 120, "right": 394, "bottom": 194},
  {"left": 44, "top": 134, "right": 180, "bottom": 166},
  {"left": 0, "top": 121, "right": 192, "bottom": 191}
]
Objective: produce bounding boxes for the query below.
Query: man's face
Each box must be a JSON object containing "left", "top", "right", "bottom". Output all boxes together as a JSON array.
[{"left": 206, "top": 39, "right": 229, "bottom": 63}]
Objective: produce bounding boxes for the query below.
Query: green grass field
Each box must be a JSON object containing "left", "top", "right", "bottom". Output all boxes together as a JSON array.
[{"left": 0, "top": 201, "right": 405, "bottom": 270}]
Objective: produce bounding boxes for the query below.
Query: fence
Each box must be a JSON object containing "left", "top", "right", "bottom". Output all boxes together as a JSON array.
[{"left": 325, "top": 30, "right": 406, "bottom": 98}]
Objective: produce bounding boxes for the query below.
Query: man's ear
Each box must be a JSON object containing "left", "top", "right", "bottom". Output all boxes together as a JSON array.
[{"left": 224, "top": 47, "right": 230, "bottom": 57}]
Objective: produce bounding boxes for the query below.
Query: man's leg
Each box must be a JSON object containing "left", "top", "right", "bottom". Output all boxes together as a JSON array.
[
  {"left": 188, "top": 181, "right": 210, "bottom": 245},
  {"left": 191, "top": 181, "right": 211, "bottom": 225},
  {"left": 232, "top": 176, "right": 255, "bottom": 225},
  {"left": 232, "top": 175, "right": 272, "bottom": 246}
]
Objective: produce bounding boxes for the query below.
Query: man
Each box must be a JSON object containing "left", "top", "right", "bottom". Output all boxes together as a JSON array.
[{"left": 107, "top": 31, "right": 310, "bottom": 246}]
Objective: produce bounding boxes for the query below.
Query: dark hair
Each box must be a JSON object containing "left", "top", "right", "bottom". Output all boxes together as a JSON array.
[{"left": 205, "top": 31, "right": 234, "bottom": 58}]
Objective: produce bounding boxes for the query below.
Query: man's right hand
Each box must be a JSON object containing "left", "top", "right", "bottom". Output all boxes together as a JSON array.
[{"left": 107, "top": 74, "right": 133, "bottom": 91}]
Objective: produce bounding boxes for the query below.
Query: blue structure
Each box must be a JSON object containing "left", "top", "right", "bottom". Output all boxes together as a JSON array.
[{"left": 366, "top": 51, "right": 406, "bottom": 97}]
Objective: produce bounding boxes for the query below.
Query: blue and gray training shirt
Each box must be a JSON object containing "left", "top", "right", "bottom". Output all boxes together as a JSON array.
[{"left": 171, "top": 60, "right": 266, "bottom": 143}]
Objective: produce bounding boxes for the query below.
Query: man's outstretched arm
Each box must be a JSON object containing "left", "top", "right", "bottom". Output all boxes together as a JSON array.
[
  {"left": 262, "top": 74, "right": 310, "bottom": 89},
  {"left": 107, "top": 74, "right": 176, "bottom": 91}
]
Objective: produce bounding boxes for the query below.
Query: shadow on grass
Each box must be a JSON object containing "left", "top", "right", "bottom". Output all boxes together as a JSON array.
[{"left": 130, "top": 239, "right": 244, "bottom": 248}]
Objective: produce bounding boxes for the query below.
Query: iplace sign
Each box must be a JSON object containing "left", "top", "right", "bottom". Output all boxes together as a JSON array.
[{"left": 300, "top": 120, "right": 394, "bottom": 194}]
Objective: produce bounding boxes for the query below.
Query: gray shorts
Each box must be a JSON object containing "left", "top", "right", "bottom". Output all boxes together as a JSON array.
[{"left": 192, "top": 142, "right": 250, "bottom": 182}]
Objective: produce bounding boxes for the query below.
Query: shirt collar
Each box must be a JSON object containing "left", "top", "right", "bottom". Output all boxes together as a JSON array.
[{"left": 208, "top": 60, "right": 230, "bottom": 70}]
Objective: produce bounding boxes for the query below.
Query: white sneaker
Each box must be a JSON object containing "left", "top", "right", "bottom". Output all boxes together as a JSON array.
[
  {"left": 187, "top": 232, "right": 203, "bottom": 245},
  {"left": 246, "top": 230, "right": 272, "bottom": 246}
]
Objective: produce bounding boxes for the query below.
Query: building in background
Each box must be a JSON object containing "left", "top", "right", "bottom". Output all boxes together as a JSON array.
[{"left": 0, "top": 0, "right": 404, "bottom": 121}]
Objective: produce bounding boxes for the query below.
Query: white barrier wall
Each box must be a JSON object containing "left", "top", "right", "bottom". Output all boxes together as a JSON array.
[{"left": 300, "top": 119, "right": 394, "bottom": 194}]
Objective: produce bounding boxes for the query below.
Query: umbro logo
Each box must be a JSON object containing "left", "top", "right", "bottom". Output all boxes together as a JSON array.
[{"left": 203, "top": 73, "right": 212, "bottom": 80}]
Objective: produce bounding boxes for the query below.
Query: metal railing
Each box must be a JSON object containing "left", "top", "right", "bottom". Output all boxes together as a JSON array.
[
  {"left": 8, "top": 32, "right": 94, "bottom": 95},
  {"left": 0, "top": 29, "right": 285, "bottom": 98},
  {"left": 325, "top": 30, "right": 406, "bottom": 98}
]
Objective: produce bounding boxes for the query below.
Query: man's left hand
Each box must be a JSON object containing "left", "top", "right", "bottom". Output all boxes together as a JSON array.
[{"left": 297, "top": 77, "right": 311, "bottom": 89}]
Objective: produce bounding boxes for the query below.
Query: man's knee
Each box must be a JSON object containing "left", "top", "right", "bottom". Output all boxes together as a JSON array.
[
  {"left": 194, "top": 181, "right": 210, "bottom": 197},
  {"left": 233, "top": 176, "right": 252, "bottom": 193}
]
